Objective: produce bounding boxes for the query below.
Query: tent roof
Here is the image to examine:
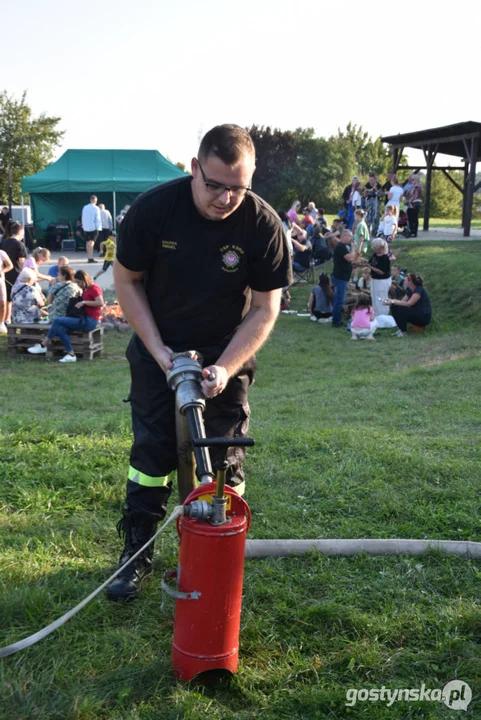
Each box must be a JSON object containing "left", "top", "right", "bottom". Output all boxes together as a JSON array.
[
  {"left": 381, "top": 121, "right": 481, "bottom": 159},
  {"left": 22, "top": 149, "right": 187, "bottom": 193}
]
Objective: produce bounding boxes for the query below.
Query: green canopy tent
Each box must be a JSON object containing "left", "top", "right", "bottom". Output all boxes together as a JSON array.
[{"left": 21, "top": 149, "right": 187, "bottom": 241}]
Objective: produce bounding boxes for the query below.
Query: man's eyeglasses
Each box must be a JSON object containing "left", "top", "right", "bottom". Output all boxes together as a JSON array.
[{"left": 196, "top": 160, "right": 251, "bottom": 198}]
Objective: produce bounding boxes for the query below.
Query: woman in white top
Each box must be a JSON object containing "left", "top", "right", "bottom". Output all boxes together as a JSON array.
[
  {"left": 351, "top": 182, "right": 363, "bottom": 212},
  {"left": 0, "top": 249, "right": 14, "bottom": 333},
  {"left": 387, "top": 175, "right": 404, "bottom": 217}
]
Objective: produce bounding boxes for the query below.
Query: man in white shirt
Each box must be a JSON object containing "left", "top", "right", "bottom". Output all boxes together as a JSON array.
[
  {"left": 81, "top": 195, "right": 102, "bottom": 263},
  {"left": 97, "top": 203, "right": 113, "bottom": 255}
]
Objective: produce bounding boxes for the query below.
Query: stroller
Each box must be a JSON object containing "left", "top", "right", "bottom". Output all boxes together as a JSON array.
[{"left": 398, "top": 209, "right": 411, "bottom": 238}]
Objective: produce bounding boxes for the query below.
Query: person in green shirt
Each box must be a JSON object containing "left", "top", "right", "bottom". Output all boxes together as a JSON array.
[{"left": 352, "top": 209, "right": 370, "bottom": 284}]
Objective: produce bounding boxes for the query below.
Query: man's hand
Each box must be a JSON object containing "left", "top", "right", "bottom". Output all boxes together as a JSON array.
[
  {"left": 155, "top": 346, "right": 174, "bottom": 373},
  {"left": 201, "top": 365, "right": 229, "bottom": 398}
]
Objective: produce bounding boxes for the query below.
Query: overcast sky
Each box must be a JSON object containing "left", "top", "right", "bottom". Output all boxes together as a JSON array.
[{"left": 4, "top": 0, "right": 480, "bottom": 171}]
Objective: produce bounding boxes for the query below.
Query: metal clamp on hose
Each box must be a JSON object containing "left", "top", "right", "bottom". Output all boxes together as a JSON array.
[{"left": 166, "top": 351, "right": 205, "bottom": 415}]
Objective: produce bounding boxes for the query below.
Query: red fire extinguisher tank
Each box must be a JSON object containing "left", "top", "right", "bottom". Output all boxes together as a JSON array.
[{"left": 165, "top": 482, "right": 251, "bottom": 682}]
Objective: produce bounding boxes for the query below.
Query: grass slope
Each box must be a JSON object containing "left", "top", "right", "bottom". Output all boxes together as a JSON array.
[{"left": 0, "top": 242, "right": 480, "bottom": 719}]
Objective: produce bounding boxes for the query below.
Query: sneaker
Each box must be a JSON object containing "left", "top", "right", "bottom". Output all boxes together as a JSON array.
[
  {"left": 88, "top": 258, "right": 97, "bottom": 263},
  {"left": 59, "top": 354, "right": 77, "bottom": 363},
  {"left": 332, "top": 322, "right": 345, "bottom": 328},
  {"left": 392, "top": 330, "right": 406, "bottom": 338},
  {"left": 0, "top": 322, "right": 7, "bottom": 335},
  {"left": 28, "top": 343, "right": 47, "bottom": 354}
]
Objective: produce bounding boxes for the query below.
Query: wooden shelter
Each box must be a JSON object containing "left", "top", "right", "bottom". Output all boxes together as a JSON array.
[{"left": 382, "top": 122, "right": 481, "bottom": 237}]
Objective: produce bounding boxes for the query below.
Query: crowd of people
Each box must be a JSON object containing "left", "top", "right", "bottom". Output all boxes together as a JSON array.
[
  {"left": 0, "top": 168, "right": 429, "bottom": 345},
  {"left": 0, "top": 218, "right": 107, "bottom": 354},
  {"left": 279, "top": 173, "right": 431, "bottom": 338}
]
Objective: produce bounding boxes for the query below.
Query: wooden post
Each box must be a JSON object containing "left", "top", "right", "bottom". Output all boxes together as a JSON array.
[
  {"left": 423, "top": 146, "right": 437, "bottom": 232},
  {"left": 463, "top": 137, "right": 478, "bottom": 238},
  {"left": 461, "top": 161, "right": 469, "bottom": 229},
  {"left": 392, "top": 147, "right": 403, "bottom": 172}
]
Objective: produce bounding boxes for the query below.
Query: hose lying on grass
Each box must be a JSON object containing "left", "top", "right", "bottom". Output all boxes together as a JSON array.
[
  {"left": 245, "top": 538, "right": 481, "bottom": 559},
  {"left": 2, "top": 529, "right": 480, "bottom": 659}
]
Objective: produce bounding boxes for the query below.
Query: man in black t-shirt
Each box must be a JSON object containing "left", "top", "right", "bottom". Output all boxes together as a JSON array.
[
  {"left": 0, "top": 222, "right": 28, "bottom": 322},
  {"left": 0, "top": 207, "right": 11, "bottom": 236},
  {"left": 331, "top": 229, "right": 357, "bottom": 327},
  {"left": 108, "top": 124, "right": 291, "bottom": 600}
]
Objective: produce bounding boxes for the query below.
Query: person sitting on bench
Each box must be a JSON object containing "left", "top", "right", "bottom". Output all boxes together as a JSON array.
[
  {"left": 11, "top": 268, "right": 47, "bottom": 323},
  {"left": 27, "top": 270, "right": 104, "bottom": 363}
]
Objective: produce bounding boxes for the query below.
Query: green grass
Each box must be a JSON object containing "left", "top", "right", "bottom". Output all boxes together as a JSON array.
[
  {"left": 428, "top": 218, "right": 481, "bottom": 229},
  {"left": 1, "top": 242, "right": 481, "bottom": 719}
]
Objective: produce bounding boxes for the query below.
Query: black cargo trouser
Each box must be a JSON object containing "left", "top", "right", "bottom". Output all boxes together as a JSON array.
[{"left": 125, "top": 334, "right": 255, "bottom": 517}]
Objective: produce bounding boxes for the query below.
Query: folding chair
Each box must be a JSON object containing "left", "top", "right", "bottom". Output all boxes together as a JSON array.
[{"left": 291, "top": 254, "right": 315, "bottom": 286}]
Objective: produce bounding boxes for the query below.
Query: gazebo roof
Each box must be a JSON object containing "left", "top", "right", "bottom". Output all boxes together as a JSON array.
[{"left": 381, "top": 121, "right": 481, "bottom": 160}]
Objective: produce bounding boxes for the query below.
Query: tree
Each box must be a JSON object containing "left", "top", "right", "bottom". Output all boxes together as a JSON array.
[
  {"left": 247, "top": 125, "right": 298, "bottom": 208},
  {"left": 430, "top": 169, "right": 463, "bottom": 218},
  {"left": 248, "top": 122, "right": 398, "bottom": 214},
  {"left": 0, "top": 91, "right": 64, "bottom": 204}
]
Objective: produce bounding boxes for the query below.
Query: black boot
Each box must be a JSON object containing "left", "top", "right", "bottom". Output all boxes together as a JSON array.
[{"left": 106, "top": 508, "right": 159, "bottom": 601}]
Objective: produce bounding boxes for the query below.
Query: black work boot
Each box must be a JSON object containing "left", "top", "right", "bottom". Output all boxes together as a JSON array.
[{"left": 106, "top": 508, "right": 159, "bottom": 601}]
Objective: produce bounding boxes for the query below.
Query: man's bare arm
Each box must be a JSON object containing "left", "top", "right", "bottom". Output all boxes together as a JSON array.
[
  {"left": 113, "top": 259, "right": 173, "bottom": 372},
  {"left": 201, "top": 288, "right": 282, "bottom": 398}
]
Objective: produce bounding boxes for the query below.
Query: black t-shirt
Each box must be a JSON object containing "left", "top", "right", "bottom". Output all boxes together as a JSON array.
[
  {"left": 293, "top": 239, "right": 312, "bottom": 268},
  {"left": 369, "top": 253, "right": 390, "bottom": 280},
  {"left": 365, "top": 182, "right": 382, "bottom": 197},
  {"left": 0, "top": 237, "right": 27, "bottom": 284},
  {"left": 117, "top": 177, "right": 292, "bottom": 349},
  {"left": 333, "top": 242, "right": 352, "bottom": 280},
  {"left": 406, "top": 286, "right": 432, "bottom": 316},
  {"left": 0, "top": 211, "right": 11, "bottom": 233}
]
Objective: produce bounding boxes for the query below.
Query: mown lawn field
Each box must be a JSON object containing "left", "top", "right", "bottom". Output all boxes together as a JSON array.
[{"left": 1, "top": 241, "right": 480, "bottom": 719}]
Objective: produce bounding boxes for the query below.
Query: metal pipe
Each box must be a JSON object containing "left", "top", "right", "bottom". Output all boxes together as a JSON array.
[
  {"left": 245, "top": 538, "right": 481, "bottom": 559},
  {"left": 175, "top": 405, "right": 197, "bottom": 503},
  {"left": 185, "top": 406, "right": 213, "bottom": 481}
]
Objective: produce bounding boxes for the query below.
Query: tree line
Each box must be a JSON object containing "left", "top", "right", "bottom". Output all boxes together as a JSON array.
[
  {"left": 248, "top": 124, "right": 474, "bottom": 219},
  {"left": 0, "top": 90, "right": 475, "bottom": 220}
]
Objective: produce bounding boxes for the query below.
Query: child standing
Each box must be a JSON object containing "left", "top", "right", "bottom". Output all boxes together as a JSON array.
[
  {"left": 350, "top": 293, "right": 377, "bottom": 341},
  {"left": 352, "top": 209, "right": 370, "bottom": 283},
  {"left": 378, "top": 205, "right": 398, "bottom": 258},
  {"left": 94, "top": 233, "right": 116, "bottom": 282}
]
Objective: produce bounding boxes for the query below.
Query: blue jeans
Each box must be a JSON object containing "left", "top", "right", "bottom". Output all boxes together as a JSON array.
[
  {"left": 331, "top": 276, "right": 348, "bottom": 325},
  {"left": 47, "top": 316, "right": 98, "bottom": 353},
  {"left": 292, "top": 261, "right": 309, "bottom": 273}
]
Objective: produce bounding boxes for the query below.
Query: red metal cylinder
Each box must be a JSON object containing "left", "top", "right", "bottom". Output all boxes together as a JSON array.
[{"left": 170, "top": 483, "right": 250, "bottom": 681}]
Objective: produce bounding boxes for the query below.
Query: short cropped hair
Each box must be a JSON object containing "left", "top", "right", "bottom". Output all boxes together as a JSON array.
[
  {"left": 18, "top": 268, "right": 37, "bottom": 284},
  {"left": 198, "top": 124, "right": 255, "bottom": 165},
  {"left": 371, "top": 238, "right": 388, "bottom": 253}
]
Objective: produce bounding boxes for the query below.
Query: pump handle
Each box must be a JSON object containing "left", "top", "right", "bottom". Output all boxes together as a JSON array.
[{"left": 192, "top": 437, "right": 255, "bottom": 448}]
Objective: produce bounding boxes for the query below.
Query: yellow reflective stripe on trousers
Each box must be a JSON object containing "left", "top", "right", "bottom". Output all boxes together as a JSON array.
[{"left": 128, "top": 466, "right": 172, "bottom": 487}]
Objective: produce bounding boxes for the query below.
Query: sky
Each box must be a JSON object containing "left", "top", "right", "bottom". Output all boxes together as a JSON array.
[{"left": 3, "top": 0, "right": 481, "bottom": 172}]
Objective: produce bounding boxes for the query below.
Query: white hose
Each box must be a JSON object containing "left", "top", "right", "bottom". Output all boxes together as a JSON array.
[
  {"left": 245, "top": 538, "right": 481, "bottom": 559},
  {"left": 0, "top": 505, "right": 185, "bottom": 659}
]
